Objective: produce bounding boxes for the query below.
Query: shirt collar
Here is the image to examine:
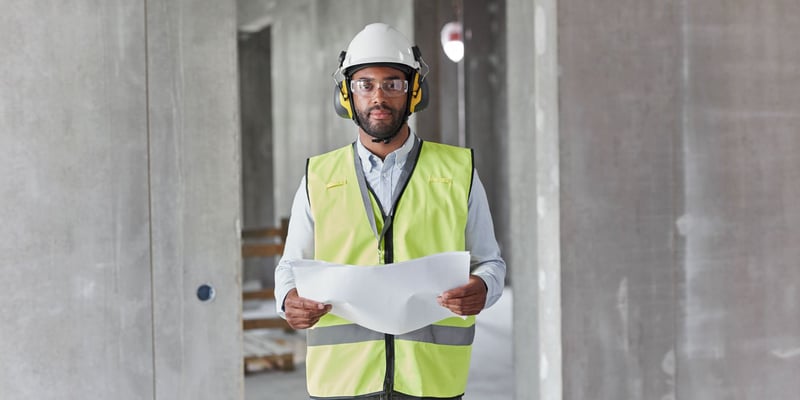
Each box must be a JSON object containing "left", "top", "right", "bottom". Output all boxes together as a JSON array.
[{"left": 356, "top": 131, "right": 417, "bottom": 172}]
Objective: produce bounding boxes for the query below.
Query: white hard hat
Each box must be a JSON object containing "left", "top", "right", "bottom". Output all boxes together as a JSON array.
[{"left": 341, "top": 23, "right": 420, "bottom": 75}]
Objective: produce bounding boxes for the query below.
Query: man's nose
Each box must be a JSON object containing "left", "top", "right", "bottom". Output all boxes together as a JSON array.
[{"left": 370, "top": 86, "right": 389, "bottom": 100}]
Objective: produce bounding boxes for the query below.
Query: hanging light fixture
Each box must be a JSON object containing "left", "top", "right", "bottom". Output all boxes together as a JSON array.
[{"left": 440, "top": 21, "right": 464, "bottom": 63}]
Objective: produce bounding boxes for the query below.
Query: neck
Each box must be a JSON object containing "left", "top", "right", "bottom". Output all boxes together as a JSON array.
[{"left": 359, "top": 125, "right": 410, "bottom": 160}]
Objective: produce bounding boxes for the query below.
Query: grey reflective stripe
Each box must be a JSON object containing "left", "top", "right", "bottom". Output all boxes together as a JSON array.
[
  {"left": 352, "top": 143, "right": 378, "bottom": 240},
  {"left": 307, "top": 324, "right": 385, "bottom": 346},
  {"left": 307, "top": 324, "right": 475, "bottom": 347},
  {"left": 397, "top": 324, "right": 475, "bottom": 346},
  {"left": 309, "top": 392, "right": 463, "bottom": 400}
]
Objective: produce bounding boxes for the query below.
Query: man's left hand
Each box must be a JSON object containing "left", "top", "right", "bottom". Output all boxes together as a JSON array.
[{"left": 437, "top": 275, "right": 487, "bottom": 316}]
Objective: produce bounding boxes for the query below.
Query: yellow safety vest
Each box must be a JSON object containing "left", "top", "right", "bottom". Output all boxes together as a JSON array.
[{"left": 305, "top": 140, "right": 475, "bottom": 399}]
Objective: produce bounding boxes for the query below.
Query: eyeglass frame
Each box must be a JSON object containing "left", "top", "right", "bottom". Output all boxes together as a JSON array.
[{"left": 349, "top": 78, "right": 409, "bottom": 98}]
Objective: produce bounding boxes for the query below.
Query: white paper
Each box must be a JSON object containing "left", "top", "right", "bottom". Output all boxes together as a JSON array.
[{"left": 292, "top": 251, "right": 470, "bottom": 335}]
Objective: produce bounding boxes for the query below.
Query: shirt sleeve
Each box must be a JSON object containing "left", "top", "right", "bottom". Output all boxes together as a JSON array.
[
  {"left": 273, "top": 177, "right": 315, "bottom": 318},
  {"left": 467, "top": 170, "right": 507, "bottom": 310}
]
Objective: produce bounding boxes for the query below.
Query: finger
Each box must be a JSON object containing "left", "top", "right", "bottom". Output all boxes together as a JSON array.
[
  {"left": 446, "top": 280, "right": 480, "bottom": 296},
  {"left": 286, "top": 296, "right": 328, "bottom": 311},
  {"left": 441, "top": 297, "right": 484, "bottom": 312},
  {"left": 286, "top": 301, "right": 331, "bottom": 318},
  {"left": 285, "top": 306, "right": 331, "bottom": 329},
  {"left": 284, "top": 289, "right": 330, "bottom": 310},
  {"left": 438, "top": 293, "right": 486, "bottom": 316},
  {"left": 441, "top": 280, "right": 484, "bottom": 300},
  {"left": 286, "top": 307, "right": 324, "bottom": 320},
  {"left": 450, "top": 301, "right": 483, "bottom": 316},
  {"left": 441, "top": 302, "right": 482, "bottom": 316},
  {"left": 441, "top": 286, "right": 473, "bottom": 300}
]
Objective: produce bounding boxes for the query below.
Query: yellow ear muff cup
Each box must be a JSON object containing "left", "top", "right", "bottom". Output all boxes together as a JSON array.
[
  {"left": 333, "top": 81, "right": 354, "bottom": 119},
  {"left": 409, "top": 73, "right": 429, "bottom": 114}
]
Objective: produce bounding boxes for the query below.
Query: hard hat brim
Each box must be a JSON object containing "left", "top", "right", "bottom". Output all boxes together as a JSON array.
[{"left": 344, "top": 62, "right": 414, "bottom": 79}]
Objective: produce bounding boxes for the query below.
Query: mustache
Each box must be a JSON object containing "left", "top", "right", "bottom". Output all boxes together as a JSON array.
[{"left": 368, "top": 104, "right": 394, "bottom": 113}]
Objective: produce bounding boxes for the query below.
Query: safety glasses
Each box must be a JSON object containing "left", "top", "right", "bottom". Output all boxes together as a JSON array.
[{"left": 350, "top": 78, "right": 409, "bottom": 98}]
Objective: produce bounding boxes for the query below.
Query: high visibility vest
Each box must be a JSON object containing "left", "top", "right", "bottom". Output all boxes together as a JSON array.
[{"left": 305, "top": 140, "right": 475, "bottom": 399}]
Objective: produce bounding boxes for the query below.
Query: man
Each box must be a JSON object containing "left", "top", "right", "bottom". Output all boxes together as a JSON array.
[{"left": 274, "top": 23, "right": 506, "bottom": 400}]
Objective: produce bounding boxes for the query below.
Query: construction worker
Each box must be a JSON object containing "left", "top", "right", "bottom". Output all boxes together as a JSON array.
[{"left": 275, "top": 22, "right": 506, "bottom": 399}]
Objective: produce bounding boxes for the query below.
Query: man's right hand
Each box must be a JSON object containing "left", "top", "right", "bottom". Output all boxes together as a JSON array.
[{"left": 283, "top": 288, "right": 332, "bottom": 329}]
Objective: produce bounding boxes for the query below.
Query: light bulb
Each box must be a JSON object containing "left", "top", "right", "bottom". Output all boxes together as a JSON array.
[
  {"left": 443, "top": 41, "right": 464, "bottom": 63},
  {"left": 440, "top": 22, "right": 464, "bottom": 63}
]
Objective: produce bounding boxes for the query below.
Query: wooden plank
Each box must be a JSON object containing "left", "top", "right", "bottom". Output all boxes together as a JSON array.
[
  {"left": 243, "top": 288, "right": 275, "bottom": 301},
  {"left": 242, "top": 331, "right": 295, "bottom": 372},
  {"left": 242, "top": 227, "right": 283, "bottom": 239},
  {"left": 242, "top": 218, "right": 289, "bottom": 239},
  {"left": 241, "top": 243, "right": 284, "bottom": 258},
  {"left": 243, "top": 318, "right": 292, "bottom": 330},
  {"left": 244, "top": 353, "right": 294, "bottom": 373}
]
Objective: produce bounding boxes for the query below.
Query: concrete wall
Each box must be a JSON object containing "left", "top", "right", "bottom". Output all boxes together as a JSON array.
[
  {"left": 1, "top": 2, "right": 153, "bottom": 398},
  {"left": 147, "top": 1, "right": 243, "bottom": 398},
  {"left": 679, "top": 2, "right": 800, "bottom": 397},
  {"left": 558, "top": 1, "right": 682, "bottom": 398},
  {"left": 1, "top": 1, "right": 242, "bottom": 399},
  {"left": 507, "top": 1, "right": 558, "bottom": 399},
  {"left": 508, "top": 0, "right": 800, "bottom": 398}
]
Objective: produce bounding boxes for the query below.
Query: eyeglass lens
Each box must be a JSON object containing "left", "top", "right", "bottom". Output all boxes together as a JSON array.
[{"left": 351, "top": 79, "right": 408, "bottom": 97}]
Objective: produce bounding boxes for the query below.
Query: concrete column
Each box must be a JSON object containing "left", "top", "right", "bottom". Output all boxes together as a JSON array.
[
  {"left": 508, "top": 0, "right": 561, "bottom": 398},
  {"left": 521, "top": 0, "right": 800, "bottom": 399},
  {"left": 679, "top": 1, "right": 800, "bottom": 398},
  {"left": 146, "top": 0, "right": 243, "bottom": 398},
  {"left": 1, "top": 2, "right": 153, "bottom": 398},
  {"left": 558, "top": 0, "right": 683, "bottom": 398}
]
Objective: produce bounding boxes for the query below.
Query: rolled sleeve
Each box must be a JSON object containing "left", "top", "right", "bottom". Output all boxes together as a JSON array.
[
  {"left": 466, "top": 170, "right": 507, "bottom": 309},
  {"left": 273, "top": 177, "right": 315, "bottom": 317}
]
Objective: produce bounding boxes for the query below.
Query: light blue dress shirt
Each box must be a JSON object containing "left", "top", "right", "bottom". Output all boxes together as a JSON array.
[{"left": 274, "top": 133, "right": 506, "bottom": 317}]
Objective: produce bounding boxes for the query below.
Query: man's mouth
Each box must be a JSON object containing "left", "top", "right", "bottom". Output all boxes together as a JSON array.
[{"left": 369, "top": 107, "right": 393, "bottom": 120}]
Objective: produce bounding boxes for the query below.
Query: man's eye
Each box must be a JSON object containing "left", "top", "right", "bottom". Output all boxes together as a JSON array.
[
  {"left": 358, "top": 81, "right": 374, "bottom": 91},
  {"left": 386, "top": 81, "right": 401, "bottom": 90}
]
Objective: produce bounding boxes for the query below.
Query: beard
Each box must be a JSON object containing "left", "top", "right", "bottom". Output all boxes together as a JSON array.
[{"left": 356, "top": 104, "right": 407, "bottom": 141}]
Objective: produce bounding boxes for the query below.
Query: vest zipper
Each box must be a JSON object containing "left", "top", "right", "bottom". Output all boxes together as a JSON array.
[
  {"left": 383, "top": 333, "right": 395, "bottom": 398},
  {"left": 382, "top": 212, "right": 395, "bottom": 397}
]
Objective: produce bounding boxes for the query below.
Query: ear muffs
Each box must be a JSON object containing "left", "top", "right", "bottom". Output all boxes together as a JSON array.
[
  {"left": 408, "top": 72, "right": 429, "bottom": 114},
  {"left": 333, "top": 79, "right": 354, "bottom": 119}
]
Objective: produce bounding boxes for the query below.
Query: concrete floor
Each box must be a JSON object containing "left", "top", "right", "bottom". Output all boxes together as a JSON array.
[{"left": 245, "top": 288, "right": 514, "bottom": 400}]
